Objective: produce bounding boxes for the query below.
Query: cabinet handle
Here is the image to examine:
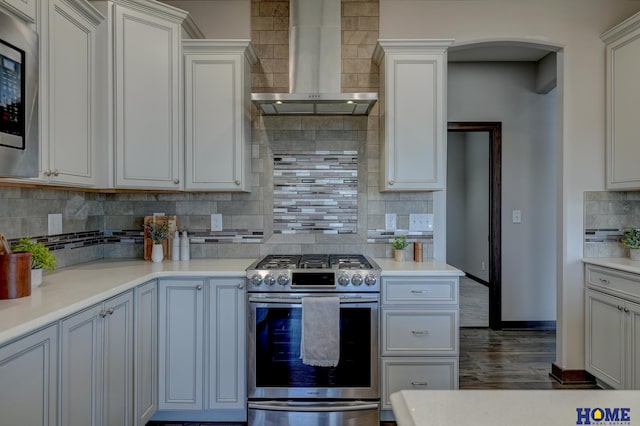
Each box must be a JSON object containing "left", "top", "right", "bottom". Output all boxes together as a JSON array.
[
  {"left": 235, "top": 180, "right": 241, "bottom": 185},
  {"left": 617, "top": 305, "right": 624, "bottom": 311},
  {"left": 196, "top": 285, "right": 202, "bottom": 291},
  {"left": 389, "top": 180, "right": 394, "bottom": 186},
  {"left": 173, "top": 179, "right": 180, "bottom": 184},
  {"left": 238, "top": 283, "right": 244, "bottom": 289},
  {"left": 623, "top": 307, "right": 630, "bottom": 313},
  {"left": 411, "top": 289, "right": 429, "bottom": 294},
  {"left": 106, "top": 307, "right": 114, "bottom": 316},
  {"left": 411, "top": 381, "right": 428, "bottom": 387},
  {"left": 99, "top": 310, "right": 107, "bottom": 318},
  {"left": 598, "top": 278, "right": 610, "bottom": 284},
  {"left": 411, "top": 330, "right": 429, "bottom": 335}
]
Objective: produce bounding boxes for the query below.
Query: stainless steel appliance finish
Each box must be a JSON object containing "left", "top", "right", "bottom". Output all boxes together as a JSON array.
[
  {"left": 251, "top": 0, "right": 377, "bottom": 116},
  {"left": 0, "top": 9, "right": 38, "bottom": 178},
  {"left": 247, "top": 253, "right": 380, "bottom": 426}
]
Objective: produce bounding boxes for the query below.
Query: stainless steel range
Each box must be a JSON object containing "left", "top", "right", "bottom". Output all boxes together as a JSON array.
[{"left": 246, "top": 254, "right": 381, "bottom": 426}]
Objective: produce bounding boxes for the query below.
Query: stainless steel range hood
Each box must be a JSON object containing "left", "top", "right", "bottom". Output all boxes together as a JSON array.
[{"left": 251, "top": 0, "right": 377, "bottom": 115}]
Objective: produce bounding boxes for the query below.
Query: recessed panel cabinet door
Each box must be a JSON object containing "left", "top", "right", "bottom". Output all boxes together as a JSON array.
[
  {"left": 113, "top": 5, "right": 182, "bottom": 189},
  {"left": 134, "top": 280, "right": 158, "bottom": 425},
  {"left": 0, "top": 325, "right": 58, "bottom": 426}
]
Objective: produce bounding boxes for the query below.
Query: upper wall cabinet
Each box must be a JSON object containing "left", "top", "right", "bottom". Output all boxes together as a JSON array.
[
  {"left": 0, "top": 0, "right": 37, "bottom": 23},
  {"left": 92, "top": 0, "right": 189, "bottom": 190},
  {"left": 603, "top": 12, "right": 640, "bottom": 190},
  {"left": 38, "top": 0, "right": 103, "bottom": 187},
  {"left": 183, "top": 40, "right": 257, "bottom": 192},
  {"left": 373, "top": 40, "right": 453, "bottom": 192}
]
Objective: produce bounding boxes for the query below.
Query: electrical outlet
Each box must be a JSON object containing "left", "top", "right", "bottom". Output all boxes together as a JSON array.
[
  {"left": 211, "top": 214, "right": 222, "bottom": 231},
  {"left": 385, "top": 213, "right": 397, "bottom": 231},
  {"left": 48, "top": 213, "right": 62, "bottom": 235},
  {"left": 409, "top": 213, "right": 433, "bottom": 231}
]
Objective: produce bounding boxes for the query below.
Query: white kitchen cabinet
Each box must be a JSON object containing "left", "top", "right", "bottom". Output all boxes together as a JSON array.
[
  {"left": 0, "top": 0, "right": 37, "bottom": 23},
  {"left": 157, "top": 277, "right": 246, "bottom": 420},
  {"left": 183, "top": 40, "right": 257, "bottom": 192},
  {"left": 36, "top": 0, "right": 103, "bottom": 187},
  {"left": 602, "top": 12, "right": 640, "bottom": 190},
  {"left": 59, "top": 290, "right": 134, "bottom": 426},
  {"left": 134, "top": 279, "right": 158, "bottom": 426},
  {"left": 584, "top": 264, "right": 640, "bottom": 389},
  {"left": 0, "top": 324, "right": 58, "bottom": 426},
  {"left": 380, "top": 275, "right": 459, "bottom": 415},
  {"left": 373, "top": 40, "right": 453, "bottom": 191}
]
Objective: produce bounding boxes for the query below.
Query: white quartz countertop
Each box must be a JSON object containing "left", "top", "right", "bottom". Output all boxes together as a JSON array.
[
  {"left": 391, "top": 389, "right": 639, "bottom": 426},
  {"left": 583, "top": 257, "right": 640, "bottom": 275},
  {"left": 0, "top": 256, "right": 462, "bottom": 346},
  {"left": 0, "top": 258, "right": 253, "bottom": 345}
]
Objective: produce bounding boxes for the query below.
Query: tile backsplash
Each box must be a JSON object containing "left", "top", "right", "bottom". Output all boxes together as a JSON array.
[{"left": 583, "top": 191, "right": 640, "bottom": 257}]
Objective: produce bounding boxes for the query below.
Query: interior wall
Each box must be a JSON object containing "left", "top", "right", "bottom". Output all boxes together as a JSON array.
[
  {"left": 163, "top": 0, "right": 251, "bottom": 38},
  {"left": 448, "top": 62, "right": 556, "bottom": 322},
  {"left": 446, "top": 132, "right": 465, "bottom": 270}
]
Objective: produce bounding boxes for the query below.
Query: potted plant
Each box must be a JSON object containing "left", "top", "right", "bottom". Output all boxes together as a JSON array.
[
  {"left": 621, "top": 227, "right": 640, "bottom": 260},
  {"left": 144, "top": 221, "right": 170, "bottom": 262},
  {"left": 392, "top": 235, "right": 409, "bottom": 261},
  {"left": 12, "top": 237, "right": 56, "bottom": 287}
]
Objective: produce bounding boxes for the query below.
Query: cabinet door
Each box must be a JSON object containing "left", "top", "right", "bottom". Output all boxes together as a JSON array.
[
  {"left": 585, "top": 289, "right": 626, "bottom": 388},
  {"left": 605, "top": 19, "right": 640, "bottom": 190},
  {"left": 0, "top": 0, "right": 37, "bottom": 23},
  {"left": 134, "top": 280, "right": 158, "bottom": 425},
  {"left": 159, "top": 279, "right": 205, "bottom": 410},
  {"left": 0, "top": 325, "right": 58, "bottom": 426},
  {"left": 628, "top": 300, "right": 640, "bottom": 390},
  {"left": 102, "top": 291, "right": 134, "bottom": 426},
  {"left": 184, "top": 51, "right": 250, "bottom": 191},
  {"left": 206, "top": 278, "right": 246, "bottom": 412},
  {"left": 60, "top": 303, "right": 104, "bottom": 426},
  {"left": 378, "top": 42, "right": 450, "bottom": 191},
  {"left": 39, "top": 0, "right": 101, "bottom": 186},
  {"left": 113, "top": 4, "right": 182, "bottom": 189}
]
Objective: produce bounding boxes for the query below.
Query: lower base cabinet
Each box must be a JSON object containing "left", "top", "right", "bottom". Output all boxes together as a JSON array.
[
  {"left": 134, "top": 280, "right": 158, "bottom": 425},
  {"left": 59, "top": 290, "right": 134, "bottom": 426},
  {"left": 0, "top": 325, "right": 58, "bottom": 426},
  {"left": 157, "top": 277, "right": 246, "bottom": 421}
]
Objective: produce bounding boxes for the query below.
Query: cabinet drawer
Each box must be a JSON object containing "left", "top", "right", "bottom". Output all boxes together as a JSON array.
[
  {"left": 382, "top": 277, "right": 458, "bottom": 305},
  {"left": 381, "top": 357, "right": 458, "bottom": 409},
  {"left": 382, "top": 309, "right": 458, "bottom": 356},
  {"left": 586, "top": 265, "right": 640, "bottom": 301}
]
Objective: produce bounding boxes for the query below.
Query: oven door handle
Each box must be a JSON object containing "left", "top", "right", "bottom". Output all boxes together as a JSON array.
[
  {"left": 248, "top": 295, "right": 378, "bottom": 304},
  {"left": 248, "top": 401, "right": 380, "bottom": 412}
]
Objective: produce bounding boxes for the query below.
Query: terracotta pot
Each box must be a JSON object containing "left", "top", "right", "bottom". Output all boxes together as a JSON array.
[{"left": 0, "top": 252, "right": 32, "bottom": 299}]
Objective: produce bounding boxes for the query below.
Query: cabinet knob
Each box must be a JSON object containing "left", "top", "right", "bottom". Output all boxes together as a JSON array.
[
  {"left": 618, "top": 305, "right": 624, "bottom": 311},
  {"left": 235, "top": 180, "right": 241, "bottom": 186},
  {"left": 44, "top": 169, "right": 51, "bottom": 177},
  {"left": 99, "top": 310, "right": 107, "bottom": 318},
  {"left": 173, "top": 179, "right": 180, "bottom": 184},
  {"left": 106, "top": 307, "right": 114, "bottom": 316},
  {"left": 53, "top": 170, "right": 59, "bottom": 177},
  {"left": 238, "top": 283, "right": 244, "bottom": 289},
  {"left": 623, "top": 307, "right": 630, "bottom": 313},
  {"left": 389, "top": 180, "right": 394, "bottom": 186},
  {"left": 196, "top": 285, "right": 202, "bottom": 291}
]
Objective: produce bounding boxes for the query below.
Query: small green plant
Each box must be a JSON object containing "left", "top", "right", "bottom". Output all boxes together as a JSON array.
[
  {"left": 392, "top": 235, "right": 409, "bottom": 250},
  {"left": 621, "top": 227, "right": 640, "bottom": 249},
  {"left": 12, "top": 237, "right": 57, "bottom": 272},
  {"left": 144, "top": 221, "right": 170, "bottom": 244}
]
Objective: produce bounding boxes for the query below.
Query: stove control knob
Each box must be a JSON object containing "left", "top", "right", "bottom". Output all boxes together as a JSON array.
[
  {"left": 351, "top": 273, "right": 363, "bottom": 286},
  {"left": 364, "top": 274, "right": 377, "bottom": 286},
  {"left": 264, "top": 274, "right": 276, "bottom": 286},
  {"left": 337, "top": 274, "right": 350, "bottom": 286},
  {"left": 277, "top": 274, "right": 290, "bottom": 286},
  {"left": 250, "top": 274, "right": 263, "bottom": 286}
]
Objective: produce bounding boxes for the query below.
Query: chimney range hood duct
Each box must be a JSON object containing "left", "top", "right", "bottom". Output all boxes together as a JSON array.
[{"left": 251, "top": 0, "right": 377, "bottom": 115}]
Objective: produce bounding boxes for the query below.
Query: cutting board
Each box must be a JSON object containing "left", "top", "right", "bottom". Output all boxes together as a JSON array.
[{"left": 143, "top": 215, "right": 178, "bottom": 261}]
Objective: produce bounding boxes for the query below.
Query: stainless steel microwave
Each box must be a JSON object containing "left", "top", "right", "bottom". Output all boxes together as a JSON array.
[{"left": 0, "top": 9, "right": 38, "bottom": 177}]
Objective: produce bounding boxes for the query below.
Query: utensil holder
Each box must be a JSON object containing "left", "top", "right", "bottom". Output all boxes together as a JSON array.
[{"left": 0, "top": 252, "right": 32, "bottom": 299}]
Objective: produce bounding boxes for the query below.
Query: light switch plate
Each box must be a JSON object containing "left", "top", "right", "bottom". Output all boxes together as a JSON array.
[
  {"left": 211, "top": 214, "right": 223, "bottom": 231},
  {"left": 512, "top": 210, "right": 522, "bottom": 224},
  {"left": 409, "top": 213, "right": 433, "bottom": 231},
  {"left": 48, "top": 213, "right": 62, "bottom": 235},
  {"left": 385, "top": 213, "right": 397, "bottom": 231}
]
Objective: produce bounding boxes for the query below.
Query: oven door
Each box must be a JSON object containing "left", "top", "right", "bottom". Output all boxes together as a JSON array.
[{"left": 247, "top": 293, "right": 379, "bottom": 400}]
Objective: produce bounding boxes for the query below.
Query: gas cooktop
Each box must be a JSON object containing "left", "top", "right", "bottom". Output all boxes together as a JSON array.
[{"left": 246, "top": 254, "right": 381, "bottom": 292}]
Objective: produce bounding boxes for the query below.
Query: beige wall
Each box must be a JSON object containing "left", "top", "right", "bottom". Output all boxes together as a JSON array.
[
  {"left": 379, "top": 0, "right": 640, "bottom": 371},
  {"left": 164, "top": 0, "right": 251, "bottom": 38}
]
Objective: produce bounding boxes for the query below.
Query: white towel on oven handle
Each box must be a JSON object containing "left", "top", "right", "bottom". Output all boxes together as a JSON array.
[{"left": 300, "top": 296, "right": 340, "bottom": 367}]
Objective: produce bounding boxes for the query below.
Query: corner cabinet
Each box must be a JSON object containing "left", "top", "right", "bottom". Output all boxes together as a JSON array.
[
  {"left": 380, "top": 275, "right": 459, "bottom": 420},
  {"left": 585, "top": 264, "right": 640, "bottom": 389},
  {"left": 38, "top": 0, "right": 103, "bottom": 186},
  {"left": 0, "top": 325, "right": 58, "bottom": 426},
  {"left": 602, "top": 12, "right": 640, "bottom": 190},
  {"left": 157, "top": 277, "right": 246, "bottom": 421},
  {"left": 183, "top": 40, "right": 257, "bottom": 192},
  {"left": 373, "top": 40, "right": 453, "bottom": 191}
]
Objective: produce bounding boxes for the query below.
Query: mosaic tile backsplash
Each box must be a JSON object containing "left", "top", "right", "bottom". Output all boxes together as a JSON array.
[
  {"left": 273, "top": 151, "right": 358, "bottom": 234},
  {"left": 584, "top": 191, "right": 640, "bottom": 257}
]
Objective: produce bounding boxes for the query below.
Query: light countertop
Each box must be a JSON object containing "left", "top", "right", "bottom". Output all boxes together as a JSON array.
[
  {"left": 390, "top": 389, "right": 639, "bottom": 426},
  {"left": 583, "top": 257, "right": 640, "bottom": 275},
  {"left": 0, "top": 257, "right": 462, "bottom": 346}
]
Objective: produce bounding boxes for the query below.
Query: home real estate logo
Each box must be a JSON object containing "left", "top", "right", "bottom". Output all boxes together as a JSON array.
[{"left": 576, "top": 407, "right": 631, "bottom": 425}]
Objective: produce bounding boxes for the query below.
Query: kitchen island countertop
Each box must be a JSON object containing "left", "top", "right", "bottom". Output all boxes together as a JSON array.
[{"left": 0, "top": 256, "right": 462, "bottom": 346}]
